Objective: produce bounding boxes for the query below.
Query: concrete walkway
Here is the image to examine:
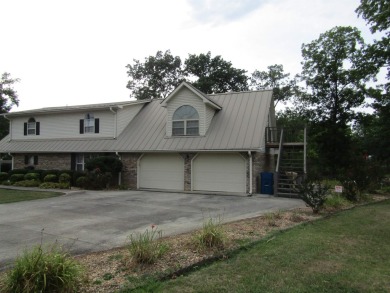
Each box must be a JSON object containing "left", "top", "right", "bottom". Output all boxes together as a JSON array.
[{"left": 0, "top": 189, "right": 304, "bottom": 269}]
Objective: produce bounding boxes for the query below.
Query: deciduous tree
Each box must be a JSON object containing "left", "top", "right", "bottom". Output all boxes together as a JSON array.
[
  {"left": 251, "top": 64, "right": 298, "bottom": 106},
  {"left": 126, "top": 50, "right": 184, "bottom": 100},
  {"left": 0, "top": 72, "right": 20, "bottom": 138},
  {"left": 184, "top": 52, "right": 248, "bottom": 94}
]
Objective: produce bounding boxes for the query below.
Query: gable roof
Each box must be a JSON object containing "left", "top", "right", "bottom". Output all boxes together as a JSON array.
[
  {"left": 0, "top": 89, "right": 274, "bottom": 153},
  {"left": 160, "top": 82, "right": 222, "bottom": 110}
]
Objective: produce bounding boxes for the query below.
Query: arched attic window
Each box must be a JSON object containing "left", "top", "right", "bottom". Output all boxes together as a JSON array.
[
  {"left": 24, "top": 117, "right": 40, "bottom": 135},
  {"left": 172, "top": 105, "right": 199, "bottom": 136}
]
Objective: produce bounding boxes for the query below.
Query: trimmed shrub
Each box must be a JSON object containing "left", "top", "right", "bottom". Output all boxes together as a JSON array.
[
  {"left": 44, "top": 174, "right": 58, "bottom": 183},
  {"left": 59, "top": 173, "right": 71, "bottom": 184},
  {"left": 127, "top": 226, "right": 168, "bottom": 264},
  {"left": 0, "top": 172, "right": 9, "bottom": 181},
  {"left": 24, "top": 173, "right": 40, "bottom": 181},
  {"left": 39, "top": 182, "right": 70, "bottom": 189},
  {"left": 13, "top": 180, "right": 41, "bottom": 187},
  {"left": 3, "top": 244, "right": 85, "bottom": 293},
  {"left": 8, "top": 169, "right": 28, "bottom": 176},
  {"left": 76, "top": 176, "right": 87, "bottom": 188},
  {"left": 84, "top": 156, "right": 122, "bottom": 173},
  {"left": 10, "top": 174, "right": 25, "bottom": 184}
]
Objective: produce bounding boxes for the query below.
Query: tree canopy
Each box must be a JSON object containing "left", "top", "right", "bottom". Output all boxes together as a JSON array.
[
  {"left": 126, "top": 51, "right": 248, "bottom": 99},
  {"left": 184, "top": 52, "right": 248, "bottom": 94},
  {"left": 250, "top": 64, "right": 299, "bottom": 106},
  {"left": 126, "top": 50, "right": 184, "bottom": 100},
  {"left": 0, "top": 72, "right": 20, "bottom": 139}
]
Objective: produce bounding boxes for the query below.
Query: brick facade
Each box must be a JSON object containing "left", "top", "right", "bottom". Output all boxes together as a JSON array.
[
  {"left": 13, "top": 153, "right": 71, "bottom": 170},
  {"left": 120, "top": 153, "right": 142, "bottom": 189}
]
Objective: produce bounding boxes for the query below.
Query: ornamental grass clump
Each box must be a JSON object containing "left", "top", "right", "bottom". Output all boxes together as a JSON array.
[
  {"left": 127, "top": 225, "right": 168, "bottom": 264},
  {"left": 193, "top": 217, "right": 226, "bottom": 250},
  {"left": 2, "top": 243, "right": 85, "bottom": 293}
]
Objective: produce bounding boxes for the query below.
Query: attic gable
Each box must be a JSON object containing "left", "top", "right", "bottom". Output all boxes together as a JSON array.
[{"left": 161, "top": 82, "right": 221, "bottom": 110}]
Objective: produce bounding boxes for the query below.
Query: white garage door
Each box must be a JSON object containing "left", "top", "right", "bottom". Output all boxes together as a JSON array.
[
  {"left": 193, "top": 153, "right": 246, "bottom": 193},
  {"left": 139, "top": 153, "right": 184, "bottom": 190}
]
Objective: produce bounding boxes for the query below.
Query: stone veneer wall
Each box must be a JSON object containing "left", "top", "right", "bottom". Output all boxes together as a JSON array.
[
  {"left": 13, "top": 153, "right": 71, "bottom": 170},
  {"left": 120, "top": 153, "right": 142, "bottom": 189},
  {"left": 252, "top": 151, "right": 274, "bottom": 194},
  {"left": 180, "top": 153, "right": 197, "bottom": 191}
]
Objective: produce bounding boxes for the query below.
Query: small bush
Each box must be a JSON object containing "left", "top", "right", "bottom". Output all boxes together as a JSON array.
[
  {"left": 3, "top": 244, "right": 85, "bottom": 293},
  {"left": 341, "top": 180, "right": 359, "bottom": 202},
  {"left": 297, "top": 179, "right": 330, "bottom": 214},
  {"left": 127, "top": 226, "right": 168, "bottom": 264},
  {"left": 39, "top": 182, "right": 70, "bottom": 189},
  {"left": 24, "top": 173, "right": 40, "bottom": 181},
  {"left": 76, "top": 176, "right": 87, "bottom": 188},
  {"left": 13, "top": 180, "right": 41, "bottom": 187},
  {"left": 59, "top": 173, "right": 71, "bottom": 184},
  {"left": 0, "top": 172, "right": 9, "bottom": 181},
  {"left": 264, "top": 211, "right": 282, "bottom": 227},
  {"left": 193, "top": 217, "right": 226, "bottom": 250},
  {"left": 324, "top": 194, "right": 351, "bottom": 210},
  {"left": 10, "top": 174, "right": 25, "bottom": 184},
  {"left": 44, "top": 174, "right": 58, "bottom": 183}
]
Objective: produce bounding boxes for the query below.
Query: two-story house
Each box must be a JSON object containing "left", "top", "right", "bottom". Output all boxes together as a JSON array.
[{"left": 0, "top": 82, "right": 276, "bottom": 194}]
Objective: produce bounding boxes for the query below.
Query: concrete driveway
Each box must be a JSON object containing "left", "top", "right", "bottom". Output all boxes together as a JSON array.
[{"left": 0, "top": 189, "right": 304, "bottom": 269}]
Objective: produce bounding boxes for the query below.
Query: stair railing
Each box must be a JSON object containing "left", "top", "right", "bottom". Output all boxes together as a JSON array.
[{"left": 274, "top": 128, "right": 284, "bottom": 196}]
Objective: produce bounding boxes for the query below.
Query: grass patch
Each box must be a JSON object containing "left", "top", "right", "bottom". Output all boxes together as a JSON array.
[
  {"left": 1, "top": 243, "right": 85, "bottom": 292},
  {"left": 0, "top": 188, "right": 62, "bottom": 204},
  {"left": 127, "top": 226, "right": 169, "bottom": 264},
  {"left": 193, "top": 217, "right": 226, "bottom": 250},
  {"left": 126, "top": 199, "right": 390, "bottom": 292}
]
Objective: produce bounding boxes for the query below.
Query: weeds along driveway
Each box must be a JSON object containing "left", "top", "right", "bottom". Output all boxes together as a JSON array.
[{"left": 0, "top": 190, "right": 304, "bottom": 269}]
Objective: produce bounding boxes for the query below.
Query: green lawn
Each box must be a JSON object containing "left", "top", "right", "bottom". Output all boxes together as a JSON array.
[
  {"left": 0, "top": 188, "right": 62, "bottom": 204},
  {"left": 126, "top": 200, "right": 390, "bottom": 293}
]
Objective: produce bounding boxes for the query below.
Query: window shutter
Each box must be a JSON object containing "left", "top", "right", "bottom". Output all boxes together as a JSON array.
[
  {"left": 34, "top": 156, "right": 38, "bottom": 165},
  {"left": 79, "top": 119, "right": 84, "bottom": 134},
  {"left": 95, "top": 118, "right": 99, "bottom": 133},
  {"left": 71, "top": 154, "right": 76, "bottom": 170},
  {"left": 36, "top": 122, "right": 40, "bottom": 135},
  {"left": 24, "top": 123, "right": 27, "bottom": 136},
  {"left": 24, "top": 155, "right": 29, "bottom": 164}
]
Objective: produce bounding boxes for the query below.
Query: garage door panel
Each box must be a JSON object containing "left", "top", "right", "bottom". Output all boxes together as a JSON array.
[
  {"left": 193, "top": 153, "right": 246, "bottom": 193},
  {"left": 139, "top": 154, "right": 184, "bottom": 190}
]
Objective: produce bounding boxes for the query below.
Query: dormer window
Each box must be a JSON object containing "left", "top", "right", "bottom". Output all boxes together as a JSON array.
[
  {"left": 24, "top": 117, "right": 40, "bottom": 136},
  {"left": 172, "top": 105, "right": 199, "bottom": 136},
  {"left": 79, "top": 113, "right": 99, "bottom": 134}
]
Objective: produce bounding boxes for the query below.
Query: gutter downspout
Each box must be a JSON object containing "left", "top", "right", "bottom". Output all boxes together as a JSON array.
[
  {"left": 248, "top": 151, "right": 252, "bottom": 196},
  {"left": 116, "top": 152, "right": 122, "bottom": 186}
]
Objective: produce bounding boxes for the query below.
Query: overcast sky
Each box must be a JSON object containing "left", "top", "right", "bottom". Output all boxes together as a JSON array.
[{"left": 1, "top": 0, "right": 374, "bottom": 111}]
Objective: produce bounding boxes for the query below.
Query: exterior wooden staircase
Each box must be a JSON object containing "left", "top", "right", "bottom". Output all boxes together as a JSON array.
[{"left": 265, "top": 127, "right": 307, "bottom": 198}]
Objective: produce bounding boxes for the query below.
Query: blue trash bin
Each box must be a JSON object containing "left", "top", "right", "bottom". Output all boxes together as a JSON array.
[{"left": 260, "top": 172, "right": 274, "bottom": 195}]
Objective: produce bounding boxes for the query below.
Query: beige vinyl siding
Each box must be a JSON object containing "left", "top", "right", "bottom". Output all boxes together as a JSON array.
[
  {"left": 12, "top": 110, "right": 115, "bottom": 140},
  {"left": 205, "top": 105, "right": 216, "bottom": 133},
  {"left": 116, "top": 103, "right": 144, "bottom": 136},
  {"left": 166, "top": 87, "right": 205, "bottom": 136}
]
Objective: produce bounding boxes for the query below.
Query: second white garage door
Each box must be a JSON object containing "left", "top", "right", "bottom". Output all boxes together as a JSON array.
[
  {"left": 139, "top": 153, "right": 184, "bottom": 190},
  {"left": 192, "top": 153, "right": 247, "bottom": 193}
]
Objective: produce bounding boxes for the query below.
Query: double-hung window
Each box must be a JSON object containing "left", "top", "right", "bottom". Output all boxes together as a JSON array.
[
  {"left": 172, "top": 105, "right": 199, "bottom": 136},
  {"left": 79, "top": 113, "right": 99, "bottom": 134},
  {"left": 24, "top": 118, "right": 40, "bottom": 136}
]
